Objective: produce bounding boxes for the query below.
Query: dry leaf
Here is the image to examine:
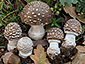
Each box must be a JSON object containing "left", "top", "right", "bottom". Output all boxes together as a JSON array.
[
  {"left": 83, "top": 41, "right": 85, "bottom": 45},
  {"left": 72, "top": 52, "right": 85, "bottom": 64},
  {"left": 63, "top": 4, "right": 85, "bottom": 24},
  {"left": 30, "top": 44, "right": 50, "bottom": 64},
  {"left": 76, "top": 45, "right": 85, "bottom": 53}
]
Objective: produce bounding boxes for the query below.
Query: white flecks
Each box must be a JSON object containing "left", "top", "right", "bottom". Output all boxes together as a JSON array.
[
  {"left": 33, "top": 20, "right": 37, "bottom": 22},
  {"left": 10, "top": 33, "right": 12, "bottom": 35},
  {"left": 55, "top": 30, "right": 57, "bottom": 32},
  {"left": 41, "top": 23, "right": 43, "bottom": 25},
  {"left": 12, "top": 34, "right": 16, "bottom": 35},
  {"left": 38, "top": 18, "right": 39, "bottom": 20},
  {"left": 34, "top": 15, "right": 37, "bottom": 17},
  {"left": 28, "top": 16, "right": 30, "bottom": 18},
  {"left": 24, "top": 15, "right": 27, "bottom": 17},
  {"left": 32, "top": 12, "right": 34, "bottom": 14},
  {"left": 38, "top": 13, "right": 40, "bottom": 15},
  {"left": 46, "top": 10, "right": 48, "bottom": 12},
  {"left": 27, "top": 11, "right": 30, "bottom": 14},
  {"left": 17, "top": 30, "right": 20, "bottom": 31},
  {"left": 42, "top": 15, "right": 44, "bottom": 17},
  {"left": 36, "top": 9, "right": 38, "bottom": 11},
  {"left": 29, "top": 19, "right": 31, "bottom": 21},
  {"left": 31, "top": 22, "right": 33, "bottom": 23},
  {"left": 40, "top": 19, "right": 42, "bottom": 21},
  {"left": 47, "top": 33, "right": 50, "bottom": 35},
  {"left": 52, "top": 33, "right": 54, "bottom": 35},
  {"left": 52, "top": 30, "right": 53, "bottom": 31}
]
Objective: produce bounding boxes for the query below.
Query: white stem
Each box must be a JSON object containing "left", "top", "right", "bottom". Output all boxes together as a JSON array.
[
  {"left": 47, "top": 40, "right": 61, "bottom": 59},
  {"left": 49, "top": 40, "right": 61, "bottom": 54},
  {"left": 28, "top": 25, "right": 45, "bottom": 40},
  {"left": 7, "top": 40, "right": 18, "bottom": 51},
  {"left": 62, "top": 33, "right": 76, "bottom": 48},
  {"left": 19, "top": 50, "right": 32, "bottom": 58}
]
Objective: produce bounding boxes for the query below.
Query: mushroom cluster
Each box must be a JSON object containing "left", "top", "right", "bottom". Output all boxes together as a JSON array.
[
  {"left": 47, "top": 27, "right": 64, "bottom": 59},
  {"left": 62, "top": 19, "right": 82, "bottom": 49},
  {"left": 4, "top": 22, "right": 22, "bottom": 51},
  {"left": 21, "top": 1, "right": 52, "bottom": 40}
]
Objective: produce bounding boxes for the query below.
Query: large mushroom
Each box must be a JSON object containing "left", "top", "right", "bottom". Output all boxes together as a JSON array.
[
  {"left": 4, "top": 22, "right": 22, "bottom": 51},
  {"left": 47, "top": 27, "right": 64, "bottom": 59},
  {"left": 17, "top": 37, "right": 33, "bottom": 58},
  {"left": 20, "top": 1, "right": 52, "bottom": 40},
  {"left": 62, "top": 19, "right": 82, "bottom": 49}
]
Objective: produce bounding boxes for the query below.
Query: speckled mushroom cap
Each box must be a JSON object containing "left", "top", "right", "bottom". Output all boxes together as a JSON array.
[
  {"left": 17, "top": 37, "right": 33, "bottom": 53},
  {"left": 47, "top": 27, "right": 64, "bottom": 40},
  {"left": 4, "top": 22, "right": 22, "bottom": 40},
  {"left": 21, "top": 1, "right": 52, "bottom": 25},
  {"left": 64, "top": 19, "right": 82, "bottom": 35}
]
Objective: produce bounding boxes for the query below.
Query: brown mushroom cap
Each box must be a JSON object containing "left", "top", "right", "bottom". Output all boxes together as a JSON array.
[
  {"left": 4, "top": 22, "right": 22, "bottom": 40},
  {"left": 47, "top": 27, "right": 64, "bottom": 40},
  {"left": 64, "top": 19, "right": 82, "bottom": 35},
  {"left": 21, "top": 1, "right": 52, "bottom": 25}
]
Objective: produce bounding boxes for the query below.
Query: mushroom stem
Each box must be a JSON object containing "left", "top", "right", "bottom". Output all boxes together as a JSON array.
[
  {"left": 7, "top": 40, "right": 18, "bottom": 51},
  {"left": 28, "top": 25, "right": 45, "bottom": 40},
  {"left": 62, "top": 33, "right": 76, "bottom": 48},
  {"left": 48, "top": 39, "right": 61, "bottom": 54},
  {"left": 19, "top": 50, "right": 32, "bottom": 58}
]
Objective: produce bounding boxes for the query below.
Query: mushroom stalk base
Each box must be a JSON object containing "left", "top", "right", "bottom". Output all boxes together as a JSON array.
[
  {"left": 62, "top": 34, "right": 76, "bottom": 48},
  {"left": 19, "top": 50, "right": 32, "bottom": 58},
  {"left": 28, "top": 25, "right": 45, "bottom": 40},
  {"left": 47, "top": 40, "right": 61, "bottom": 59},
  {"left": 7, "top": 40, "right": 18, "bottom": 51}
]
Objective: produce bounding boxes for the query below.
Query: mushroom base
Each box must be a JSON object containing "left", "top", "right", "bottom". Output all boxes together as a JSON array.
[
  {"left": 28, "top": 25, "right": 45, "bottom": 40},
  {"left": 62, "top": 33, "right": 76, "bottom": 48},
  {"left": 7, "top": 40, "right": 18, "bottom": 51},
  {"left": 47, "top": 40, "right": 61, "bottom": 59},
  {"left": 19, "top": 50, "right": 32, "bottom": 58}
]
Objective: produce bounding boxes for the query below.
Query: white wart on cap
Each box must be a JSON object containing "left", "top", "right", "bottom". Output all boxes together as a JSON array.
[
  {"left": 64, "top": 19, "right": 82, "bottom": 36},
  {"left": 17, "top": 37, "right": 33, "bottom": 58},
  {"left": 47, "top": 27, "right": 64, "bottom": 41},
  {"left": 4, "top": 22, "right": 22, "bottom": 40},
  {"left": 21, "top": 1, "right": 52, "bottom": 25}
]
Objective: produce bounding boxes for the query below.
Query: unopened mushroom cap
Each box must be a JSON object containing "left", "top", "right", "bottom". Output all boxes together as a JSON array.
[
  {"left": 21, "top": 1, "right": 52, "bottom": 25},
  {"left": 64, "top": 19, "right": 82, "bottom": 35},
  {"left": 17, "top": 37, "right": 33, "bottom": 53},
  {"left": 47, "top": 27, "right": 64, "bottom": 40},
  {"left": 4, "top": 22, "right": 22, "bottom": 40}
]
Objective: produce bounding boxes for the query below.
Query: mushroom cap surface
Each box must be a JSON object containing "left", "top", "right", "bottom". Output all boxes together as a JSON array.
[
  {"left": 47, "top": 27, "right": 64, "bottom": 40},
  {"left": 64, "top": 19, "right": 82, "bottom": 35},
  {"left": 21, "top": 1, "right": 52, "bottom": 25},
  {"left": 4, "top": 22, "right": 22, "bottom": 40},
  {"left": 17, "top": 37, "right": 33, "bottom": 53}
]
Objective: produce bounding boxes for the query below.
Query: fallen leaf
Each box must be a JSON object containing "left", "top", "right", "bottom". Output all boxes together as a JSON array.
[
  {"left": 76, "top": 45, "right": 85, "bottom": 53},
  {"left": 83, "top": 41, "right": 85, "bottom": 45},
  {"left": 63, "top": 4, "right": 85, "bottom": 24},
  {"left": 72, "top": 52, "right": 85, "bottom": 64},
  {"left": 30, "top": 44, "right": 50, "bottom": 64}
]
